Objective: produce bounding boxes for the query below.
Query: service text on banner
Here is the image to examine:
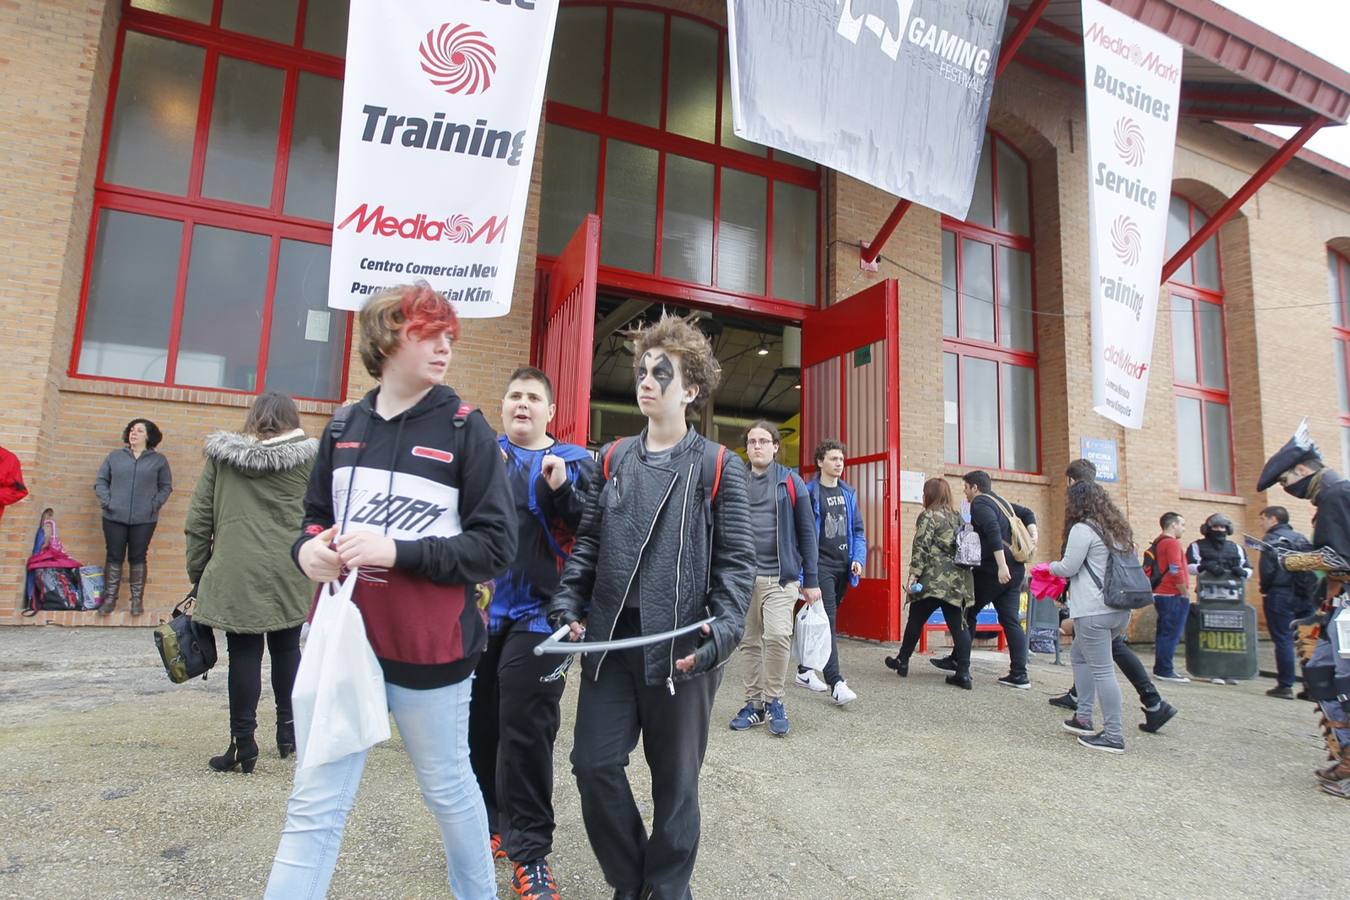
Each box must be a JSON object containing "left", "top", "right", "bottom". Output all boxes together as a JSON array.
[
  {"left": 327, "top": 0, "right": 559, "bottom": 316},
  {"left": 1082, "top": 0, "right": 1181, "bottom": 428},
  {"left": 727, "top": 0, "right": 1009, "bottom": 220}
]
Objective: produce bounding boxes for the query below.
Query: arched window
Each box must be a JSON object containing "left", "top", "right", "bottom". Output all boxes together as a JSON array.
[
  {"left": 537, "top": 3, "right": 820, "bottom": 306},
  {"left": 1167, "top": 195, "right": 1232, "bottom": 494},
  {"left": 1331, "top": 248, "right": 1350, "bottom": 471},
  {"left": 941, "top": 132, "right": 1039, "bottom": 474},
  {"left": 71, "top": 0, "right": 352, "bottom": 401}
]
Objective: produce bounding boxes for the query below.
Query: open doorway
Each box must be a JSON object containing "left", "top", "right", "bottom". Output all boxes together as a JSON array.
[{"left": 586, "top": 294, "right": 804, "bottom": 466}]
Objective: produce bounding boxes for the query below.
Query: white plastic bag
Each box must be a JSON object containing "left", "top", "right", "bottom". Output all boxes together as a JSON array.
[
  {"left": 1334, "top": 607, "right": 1350, "bottom": 660},
  {"left": 793, "top": 600, "right": 831, "bottom": 671},
  {"left": 291, "top": 570, "right": 390, "bottom": 769}
]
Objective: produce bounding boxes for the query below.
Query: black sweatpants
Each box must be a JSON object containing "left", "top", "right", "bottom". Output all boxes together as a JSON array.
[
  {"left": 898, "top": 597, "right": 971, "bottom": 676},
  {"left": 798, "top": 565, "right": 849, "bottom": 686},
  {"left": 570, "top": 611, "right": 720, "bottom": 900},
  {"left": 102, "top": 518, "right": 156, "bottom": 565},
  {"left": 223, "top": 626, "right": 301, "bottom": 739},
  {"left": 968, "top": 574, "right": 1028, "bottom": 678},
  {"left": 468, "top": 623, "right": 566, "bottom": 863}
]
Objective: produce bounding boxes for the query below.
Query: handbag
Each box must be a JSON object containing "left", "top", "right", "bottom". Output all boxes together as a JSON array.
[{"left": 153, "top": 589, "right": 217, "bottom": 683}]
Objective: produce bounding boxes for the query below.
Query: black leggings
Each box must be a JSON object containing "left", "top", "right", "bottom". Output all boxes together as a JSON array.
[
  {"left": 102, "top": 519, "right": 157, "bottom": 566},
  {"left": 897, "top": 597, "right": 971, "bottom": 676},
  {"left": 224, "top": 627, "right": 302, "bottom": 738}
]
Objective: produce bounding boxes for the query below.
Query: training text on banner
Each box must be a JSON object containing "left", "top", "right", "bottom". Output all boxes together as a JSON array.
[
  {"left": 1082, "top": 0, "right": 1181, "bottom": 428},
  {"left": 726, "top": 0, "right": 1009, "bottom": 221},
  {"left": 327, "top": 0, "right": 559, "bottom": 316}
]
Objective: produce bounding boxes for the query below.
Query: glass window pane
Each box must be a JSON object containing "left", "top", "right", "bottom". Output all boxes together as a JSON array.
[
  {"left": 220, "top": 0, "right": 299, "bottom": 44},
  {"left": 1204, "top": 401, "right": 1233, "bottom": 494},
  {"left": 961, "top": 239, "right": 994, "bottom": 343},
  {"left": 1331, "top": 251, "right": 1346, "bottom": 328},
  {"left": 772, "top": 150, "right": 817, "bottom": 169},
  {"left": 103, "top": 32, "right": 205, "bottom": 195},
  {"left": 661, "top": 155, "right": 714, "bottom": 285},
  {"left": 943, "top": 353, "right": 959, "bottom": 463},
  {"left": 666, "top": 17, "right": 717, "bottom": 142},
  {"left": 996, "top": 140, "right": 1030, "bottom": 236},
  {"left": 538, "top": 125, "right": 599, "bottom": 257},
  {"left": 1196, "top": 300, "right": 1226, "bottom": 389},
  {"left": 600, "top": 140, "right": 658, "bottom": 273},
  {"left": 717, "top": 168, "right": 767, "bottom": 295},
  {"left": 176, "top": 225, "right": 270, "bottom": 391},
  {"left": 1170, "top": 295, "right": 1197, "bottom": 384},
  {"left": 1342, "top": 426, "right": 1350, "bottom": 476},
  {"left": 130, "top": 0, "right": 211, "bottom": 22},
  {"left": 1166, "top": 195, "right": 1190, "bottom": 281},
  {"left": 303, "top": 0, "right": 349, "bottom": 57},
  {"left": 609, "top": 8, "right": 663, "bottom": 128},
  {"left": 546, "top": 7, "right": 604, "bottom": 112},
  {"left": 1336, "top": 340, "right": 1349, "bottom": 415},
  {"left": 1001, "top": 363, "right": 1038, "bottom": 472},
  {"left": 1193, "top": 208, "right": 1220, "bottom": 290},
  {"left": 966, "top": 135, "right": 993, "bottom": 227},
  {"left": 76, "top": 210, "right": 182, "bottom": 382},
  {"left": 201, "top": 57, "right": 285, "bottom": 208},
  {"left": 771, "top": 181, "right": 816, "bottom": 304},
  {"left": 961, "top": 357, "right": 999, "bottom": 467},
  {"left": 284, "top": 72, "right": 343, "bottom": 222},
  {"left": 265, "top": 240, "right": 346, "bottom": 400},
  {"left": 942, "top": 232, "right": 957, "bottom": 337},
  {"left": 720, "top": 70, "right": 767, "bottom": 156},
  {"left": 1175, "top": 396, "right": 1205, "bottom": 490},
  {"left": 998, "top": 246, "right": 1034, "bottom": 351}
]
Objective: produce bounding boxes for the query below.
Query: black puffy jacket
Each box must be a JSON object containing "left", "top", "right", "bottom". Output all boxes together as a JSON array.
[
  {"left": 550, "top": 427, "right": 755, "bottom": 690},
  {"left": 1259, "top": 522, "right": 1308, "bottom": 593}
]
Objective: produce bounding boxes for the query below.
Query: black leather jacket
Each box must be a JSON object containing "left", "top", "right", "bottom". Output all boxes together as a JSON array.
[{"left": 550, "top": 428, "right": 754, "bottom": 690}]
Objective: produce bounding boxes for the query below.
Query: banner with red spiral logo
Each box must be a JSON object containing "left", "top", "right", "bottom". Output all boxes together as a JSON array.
[
  {"left": 1082, "top": 0, "right": 1180, "bottom": 428},
  {"left": 327, "top": 0, "right": 559, "bottom": 316}
]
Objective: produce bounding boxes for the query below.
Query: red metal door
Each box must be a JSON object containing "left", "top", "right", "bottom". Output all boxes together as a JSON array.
[
  {"left": 800, "top": 280, "right": 902, "bottom": 642},
  {"left": 537, "top": 215, "right": 599, "bottom": 446}
]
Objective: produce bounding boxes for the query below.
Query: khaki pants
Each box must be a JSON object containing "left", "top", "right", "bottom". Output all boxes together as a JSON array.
[{"left": 741, "top": 576, "right": 799, "bottom": 703}]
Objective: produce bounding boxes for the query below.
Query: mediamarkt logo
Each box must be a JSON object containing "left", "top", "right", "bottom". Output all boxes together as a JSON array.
[
  {"left": 1103, "top": 345, "right": 1149, "bottom": 380},
  {"left": 419, "top": 23, "right": 496, "bottom": 95},
  {"left": 337, "top": 203, "right": 508, "bottom": 244}
]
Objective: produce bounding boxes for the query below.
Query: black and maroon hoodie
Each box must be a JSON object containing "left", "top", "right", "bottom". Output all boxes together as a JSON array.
[{"left": 293, "top": 384, "right": 517, "bottom": 689}]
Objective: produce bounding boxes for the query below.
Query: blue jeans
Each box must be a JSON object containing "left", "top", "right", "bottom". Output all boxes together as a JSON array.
[
  {"left": 1263, "top": 588, "right": 1311, "bottom": 688},
  {"left": 1152, "top": 594, "right": 1189, "bottom": 678},
  {"left": 264, "top": 678, "right": 495, "bottom": 900}
]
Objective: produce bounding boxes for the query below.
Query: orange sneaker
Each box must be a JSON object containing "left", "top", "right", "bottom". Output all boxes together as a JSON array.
[
  {"left": 512, "top": 859, "right": 560, "bottom": 899},
  {"left": 490, "top": 832, "right": 507, "bottom": 861}
]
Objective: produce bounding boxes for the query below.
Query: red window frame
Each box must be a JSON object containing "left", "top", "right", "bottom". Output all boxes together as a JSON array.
[
  {"left": 1168, "top": 195, "right": 1234, "bottom": 494},
  {"left": 69, "top": 0, "right": 352, "bottom": 402},
  {"left": 941, "top": 132, "right": 1041, "bottom": 475},
  {"left": 539, "top": 1, "right": 822, "bottom": 318},
  {"left": 1331, "top": 248, "right": 1350, "bottom": 464}
]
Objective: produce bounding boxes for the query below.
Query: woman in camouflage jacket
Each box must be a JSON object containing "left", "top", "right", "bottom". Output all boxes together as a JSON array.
[{"left": 885, "top": 478, "right": 977, "bottom": 688}]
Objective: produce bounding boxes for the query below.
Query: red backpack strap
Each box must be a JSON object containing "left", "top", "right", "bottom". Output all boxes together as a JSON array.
[
  {"left": 452, "top": 403, "right": 476, "bottom": 428},
  {"left": 710, "top": 445, "right": 726, "bottom": 502},
  {"left": 602, "top": 438, "right": 629, "bottom": 480},
  {"left": 785, "top": 473, "right": 797, "bottom": 506}
]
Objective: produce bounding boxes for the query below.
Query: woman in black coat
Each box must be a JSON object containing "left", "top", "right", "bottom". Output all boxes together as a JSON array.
[{"left": 94, "top": 418, "right": 172, "bottom": 616}]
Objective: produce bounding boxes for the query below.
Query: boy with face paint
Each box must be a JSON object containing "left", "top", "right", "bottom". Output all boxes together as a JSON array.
[{"left": 550, "top": 313, "right": 755, "bottom": 899}]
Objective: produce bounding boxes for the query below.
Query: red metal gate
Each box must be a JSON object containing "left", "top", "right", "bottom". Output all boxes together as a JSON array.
[
  {"left": 800, "top": 280, "right": 902, "bottom": 642},
  {"left": 536, "top": 215, "right": 599, "bottom": 446}
]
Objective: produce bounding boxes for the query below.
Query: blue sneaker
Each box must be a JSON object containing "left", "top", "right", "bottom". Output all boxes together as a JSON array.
[
  {"left": 729, "top": 702, "right": 764, "bottom": 731},
  {"left": 766, "top": 698, "right": 789, "bottom": 737}
]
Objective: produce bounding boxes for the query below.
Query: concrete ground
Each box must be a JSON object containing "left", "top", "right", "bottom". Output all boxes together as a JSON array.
[{"left": 0, "top": 626, "right": 1344, "bottom": 899}]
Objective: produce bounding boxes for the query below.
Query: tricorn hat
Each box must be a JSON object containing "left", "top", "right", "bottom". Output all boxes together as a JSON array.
[{"left": 1256, "top": 417, "right": 1321, "bottom": 491}]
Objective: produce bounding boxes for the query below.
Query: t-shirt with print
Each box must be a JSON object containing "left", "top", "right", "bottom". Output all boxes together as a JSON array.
[{"left": 817, "top": 482, "right": 850, "bottom": 571}]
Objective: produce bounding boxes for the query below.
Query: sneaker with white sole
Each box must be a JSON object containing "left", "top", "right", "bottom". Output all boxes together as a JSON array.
[
  {"left": 1078, "top": 731, "right": 1125, "bottom": 753},
  {"left": 831, "top": 680, "right": 857, "bottom": 706},
  {"left": 997, "top": 674, "right": 1031, "bottom": 690},
  {"left": 766, "top": 698, "right": 790, "bottom": 736},
  {"left": 794, "top": 670, "right": 829, "bottom": 692},
  {"left": 1155, "top": 673, "right": 1191, "bottom": 683},
  {"left": 1062, "top": 716, "right": 1095, "bottom": 736}
]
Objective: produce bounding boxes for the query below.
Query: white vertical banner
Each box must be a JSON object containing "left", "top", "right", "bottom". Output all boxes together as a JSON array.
[
  {"left": 1082, "top": 0, "right": 1181, "bottom": 427},
  {"left": 327, "top": 0, "right": 559, "bottom": 316}
]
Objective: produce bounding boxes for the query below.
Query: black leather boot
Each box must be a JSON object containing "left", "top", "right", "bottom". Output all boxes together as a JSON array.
[
  {"left": 97, "top": 563, "right": 122, "bottom": 616},
  {"left": 209, "top": 735, "right": 259, "bottom": 774},
  {"left": 128, "top": 563, "right": 147, "bottom": 616},
  {"left": 276, "top": 720, "right": 296, "bottom": 759}
]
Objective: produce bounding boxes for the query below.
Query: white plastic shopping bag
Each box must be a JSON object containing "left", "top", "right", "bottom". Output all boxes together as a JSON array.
[
  {"left": 291, "top": 570, "right": 390, "bottom": 769},
  {"left": 1334, "top": 607, "right": 1350, "bottom": 660},
  {"left": 793, "top": 600, "right": 831, "bottom": 671}
]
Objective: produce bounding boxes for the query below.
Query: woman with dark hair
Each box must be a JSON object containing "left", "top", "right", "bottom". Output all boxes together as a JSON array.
[
  {"left": 185, "top": 392, "right": 318, "bottom": 773},
  {"left": 94, "top": 418, "right": 172, "bottom": 616},
  {"left": 1049, "top": 480, "right": 1135, "bottom": 753},
  {"left": 885, "top": 477, "right": 976, "bottom": 689}
]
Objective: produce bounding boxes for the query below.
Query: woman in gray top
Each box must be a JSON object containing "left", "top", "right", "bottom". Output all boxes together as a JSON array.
[
  {"left": 94, "top": 418, "right": 172, "bottom": 617},
  {"left": 1048, "top": 481, "right": 1134, "bottom": 753}
]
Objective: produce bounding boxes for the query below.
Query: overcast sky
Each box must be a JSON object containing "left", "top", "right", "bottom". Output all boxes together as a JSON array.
[{"left": 1211, "top": 0, "right": 1350, "bottom": 166}]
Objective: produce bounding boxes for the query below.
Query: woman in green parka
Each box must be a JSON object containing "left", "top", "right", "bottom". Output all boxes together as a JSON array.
[
  {"left": 185, "top": 392, "right": 318, "bottom": 774},
  {"left": 884, "top": 477, "right": 977, "bottom": 689}
]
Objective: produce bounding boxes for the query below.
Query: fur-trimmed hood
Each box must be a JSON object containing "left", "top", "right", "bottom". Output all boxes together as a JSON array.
[{"left": 202, "top": 429, "right": 318, "bottom": 475}]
